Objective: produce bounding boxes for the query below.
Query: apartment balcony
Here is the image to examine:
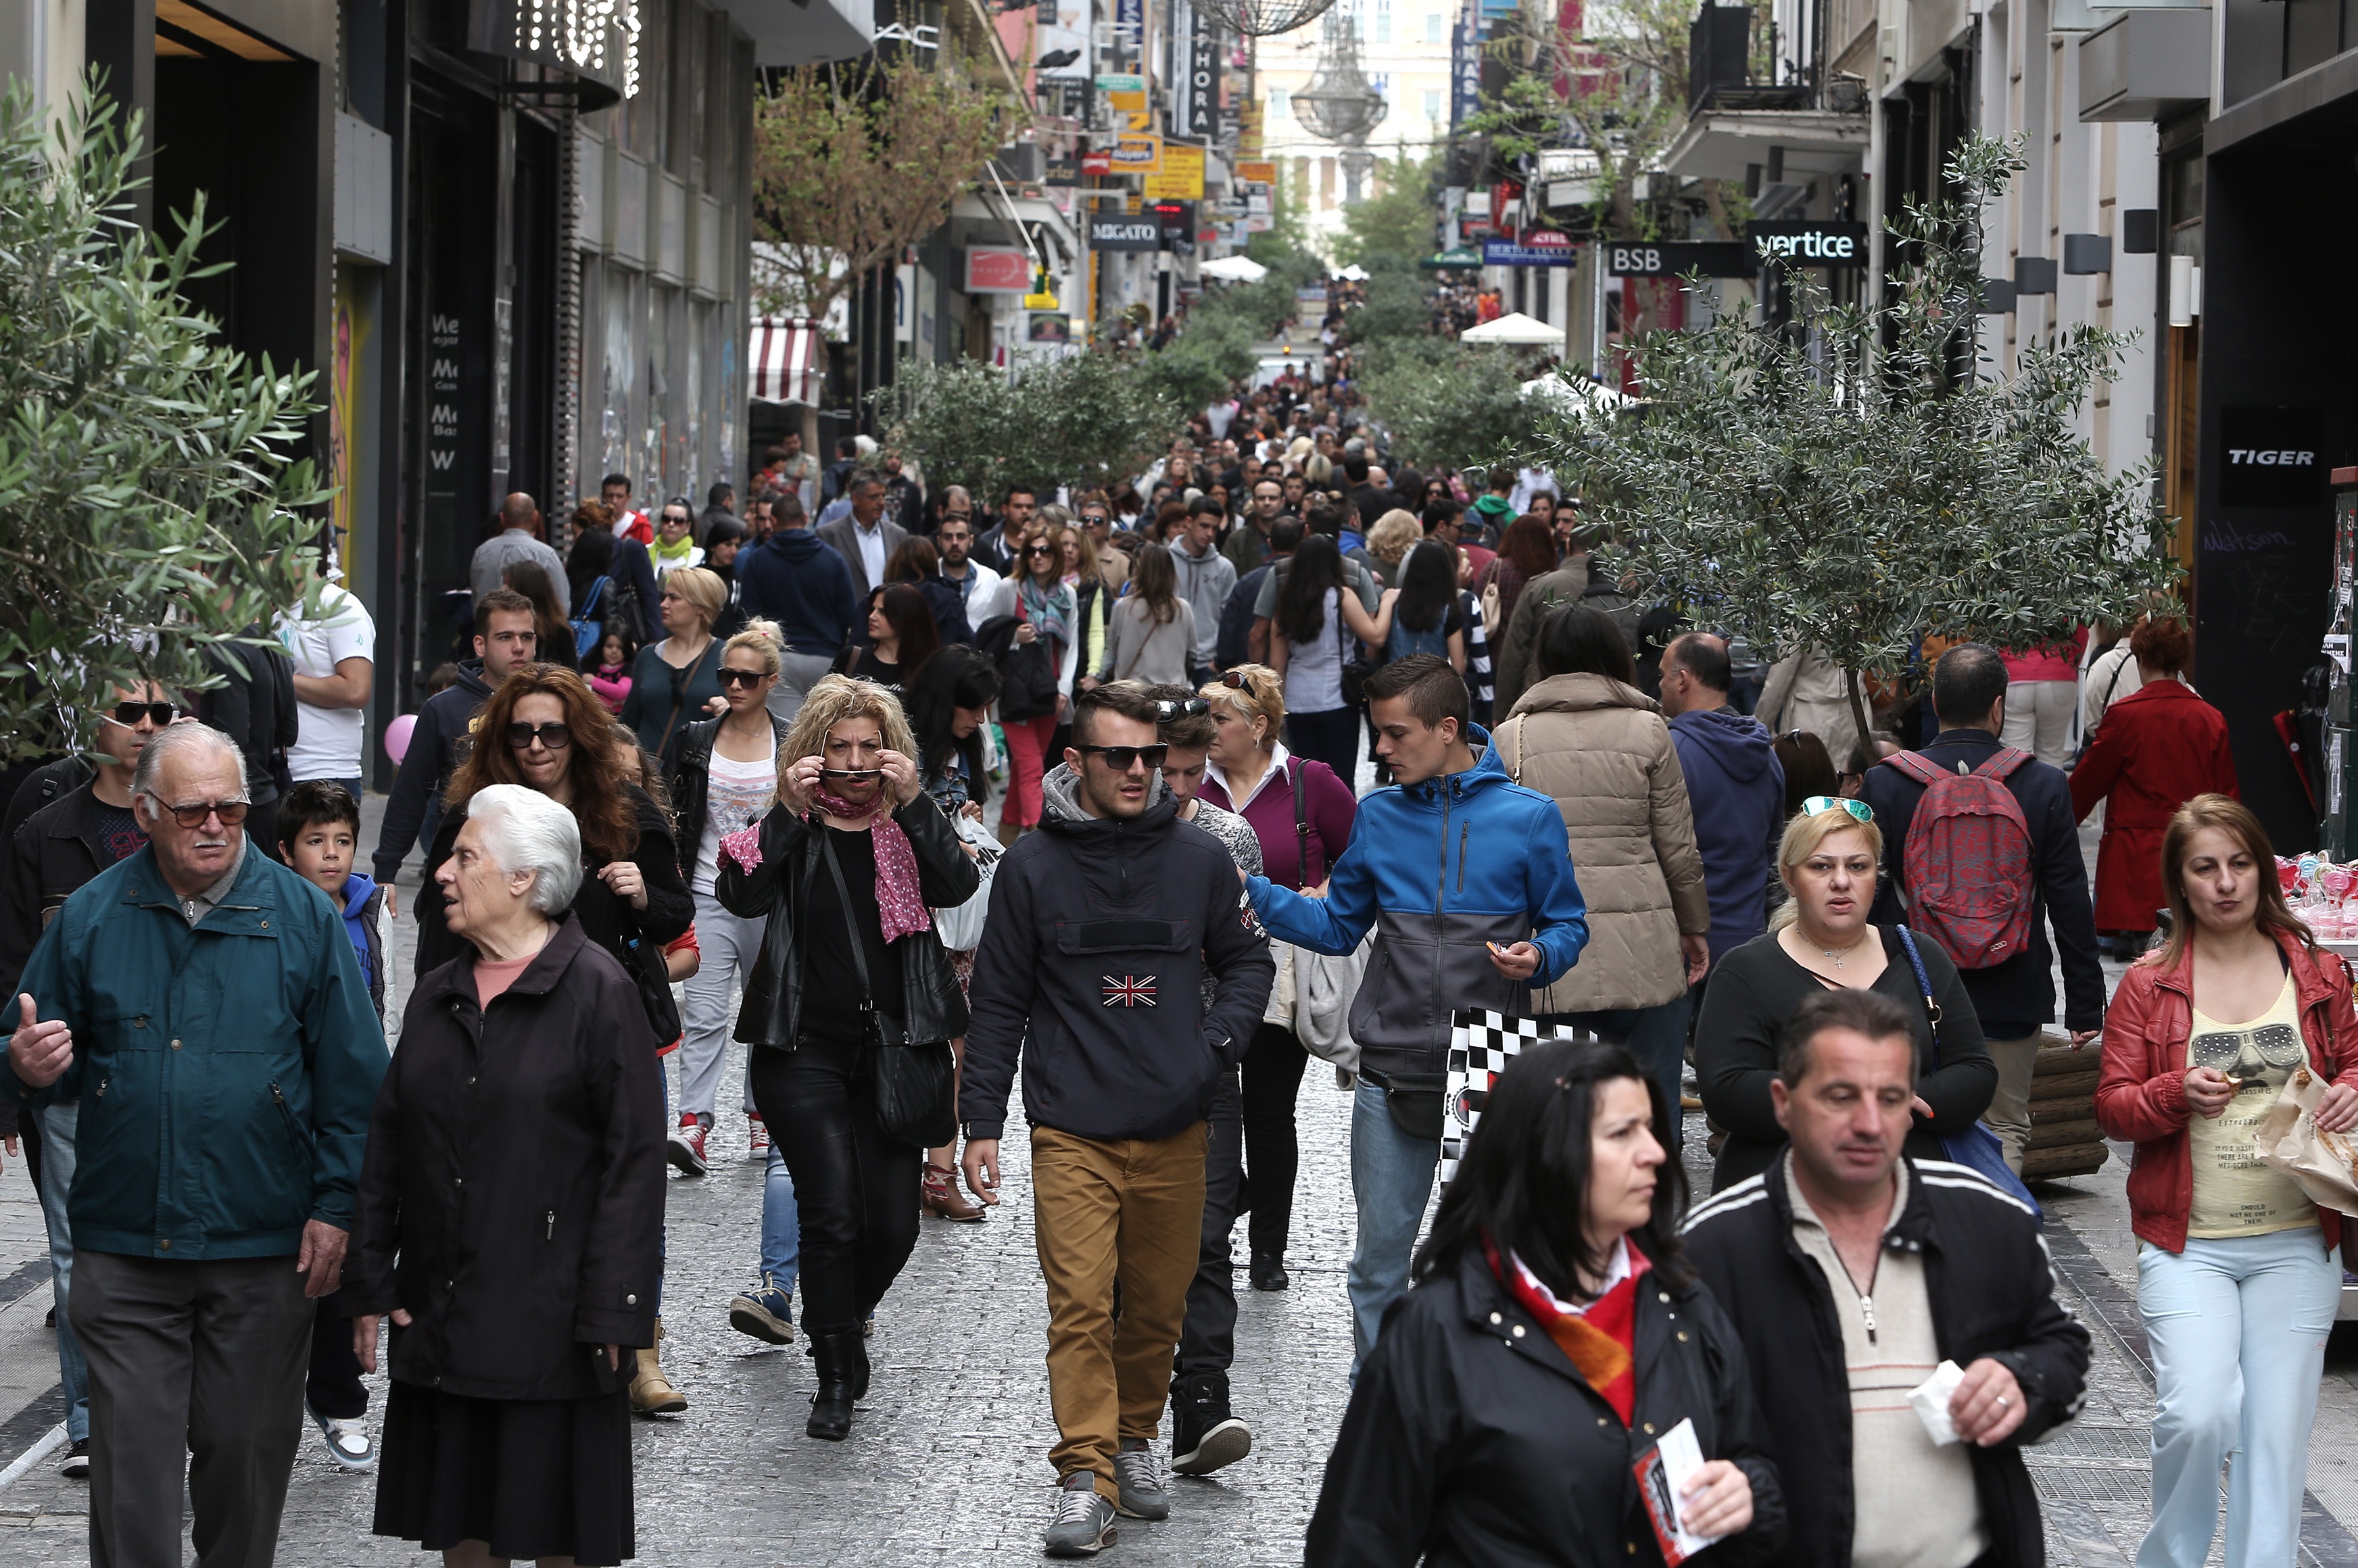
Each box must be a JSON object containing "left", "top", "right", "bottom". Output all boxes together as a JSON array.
[{"left": 1664, "top": 2, "right": 1870, "bottom": 183}]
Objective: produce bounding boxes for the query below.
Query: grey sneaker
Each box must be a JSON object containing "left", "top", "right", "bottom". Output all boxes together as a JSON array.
[
  {"left": 1113, "top": 1439, "right": 1170, "bottom": 1521},
  {"left": 1043, "top": 1472, "right": 1117, "bottom": 1557}
]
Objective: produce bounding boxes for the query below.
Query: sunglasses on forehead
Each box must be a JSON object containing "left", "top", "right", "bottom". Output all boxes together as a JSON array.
[
  {"left": 1800, "top": 795, "right": 1873, "bottom": 823},
  {"left": 1155, "top": 698, "right": 1209, "bottom": 720}
]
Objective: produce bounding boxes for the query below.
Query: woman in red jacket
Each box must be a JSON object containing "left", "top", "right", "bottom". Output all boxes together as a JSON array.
[
  {"left": 2095, "top": 793, "right": 2358, "bottom": 1568},
  {"left": 2070, "top": 616, "right": 2237, "bottom": 948}
]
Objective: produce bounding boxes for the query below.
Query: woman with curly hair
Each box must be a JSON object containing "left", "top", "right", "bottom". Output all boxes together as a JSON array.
[
  {"left": 716, "top": 676, "right": 978, "bottom": 1439},
  {"left": 414, "top": 662, "right": 698, "bottom": 1417},
  {"left": 1355, "top": 508, "right": 1424, "bottom": 591}
]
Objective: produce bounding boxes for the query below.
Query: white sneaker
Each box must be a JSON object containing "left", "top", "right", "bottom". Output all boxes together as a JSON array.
[{"left": 307, "top": 1402, "right": 377, "bottom": 1471}]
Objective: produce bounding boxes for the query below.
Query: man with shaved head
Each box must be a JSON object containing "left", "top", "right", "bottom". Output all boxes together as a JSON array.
[
  {"left": 1660, "top": 632, "right": 1785, "bottom": 964},
  {"left": 468, "top": 490, "right": 570, "bottom": 618}
]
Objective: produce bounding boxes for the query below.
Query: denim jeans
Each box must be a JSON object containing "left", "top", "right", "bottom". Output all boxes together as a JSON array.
[
  {"left": 1348, "top": 1078, "right": 1441, "bottom": 1380},
  {"left": 760, "top": 1145, "right": 802, "bottom": 1294},
  {"left": 1541, "top": 996, "right": 1691, "bottom": 1150},
  {"left": 2136, "top": 1231, "right": 2341, "bottom": 1568},
  {"left": 36, "top": 1101, "right": 89, "bottom": 1443},
  {"left": 678, "top": 893, "right": 764, "bottom": 1121}
]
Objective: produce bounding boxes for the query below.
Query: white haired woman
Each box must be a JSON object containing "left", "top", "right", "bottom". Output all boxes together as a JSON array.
[
  {"left": 717, "top": 676, "right": 979, "bottom": 1441},
  {"left": 349, "top": 785, "right": 665, "bottom": 1568}
]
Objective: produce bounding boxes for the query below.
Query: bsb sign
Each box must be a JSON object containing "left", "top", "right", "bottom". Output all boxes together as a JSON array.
[
  {"left": 1606, "top": 241, "right": 1758, "bottom": 278},
  {"left": 1746, "top": 220, "right": 1869, "bottom": 266}
]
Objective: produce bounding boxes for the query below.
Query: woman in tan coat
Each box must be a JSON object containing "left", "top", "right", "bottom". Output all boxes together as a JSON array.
[{"left": 1499, "top": 603, "right": 1712, "bottom": 1145}]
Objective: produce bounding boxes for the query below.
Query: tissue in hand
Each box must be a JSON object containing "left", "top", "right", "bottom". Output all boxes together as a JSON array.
[{"left": 1907, "top": 1359, "right": 1967, "bottom": 1446}]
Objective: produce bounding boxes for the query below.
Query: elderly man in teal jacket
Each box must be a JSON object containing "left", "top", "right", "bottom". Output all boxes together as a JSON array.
[{"left": 7, "top": 720, "right": 387, "bottom": 1568}]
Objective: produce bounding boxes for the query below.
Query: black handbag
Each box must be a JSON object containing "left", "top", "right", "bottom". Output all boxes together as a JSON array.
[
  {"left": 819, "top": 831, "right": 958, "bottom": 1148},
  {"left": 1360, "top": 1064, "right": 1445, "bottom": 1142},
  {"left": 617, "top": 904, "right": 681, "bottom": 1051},
  {"left": 1338, "top": 608, "right": 1378, "bottom": 711},
  {"left": 983, "top": 597, "right": 1062, "bottom": 722}
]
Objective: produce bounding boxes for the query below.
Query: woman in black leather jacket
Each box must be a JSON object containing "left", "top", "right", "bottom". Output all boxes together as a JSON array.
[
  {"left": 716, "top": 675, "right": 977, "bottom": 1441},
  {"left": 1308, "top": 1038, "right": 1785, "bottom": 1568}
]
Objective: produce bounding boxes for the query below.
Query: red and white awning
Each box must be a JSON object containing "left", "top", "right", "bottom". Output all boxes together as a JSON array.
[{"left": 749, "top": 318, "right": 823, "bottom": 406}]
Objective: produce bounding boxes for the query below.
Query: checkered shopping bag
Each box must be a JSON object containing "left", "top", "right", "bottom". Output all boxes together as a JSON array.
[{"left": 1441, "top": 1010, "right": 1596, "bottom": 1185}]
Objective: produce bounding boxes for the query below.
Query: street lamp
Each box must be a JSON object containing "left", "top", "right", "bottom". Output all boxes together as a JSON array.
[{"left": 1288, "top": 12, "right": 1387, "bottom": 202}]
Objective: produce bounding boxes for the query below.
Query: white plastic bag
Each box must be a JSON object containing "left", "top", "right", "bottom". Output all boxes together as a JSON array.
[{"left": 929, "top": 813, "right": 1001, "bottom": 954}]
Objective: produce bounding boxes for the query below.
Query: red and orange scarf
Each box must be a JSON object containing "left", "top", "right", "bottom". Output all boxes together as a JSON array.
[{"left": 1484, "top": 1235, "right": 1650, "bottom": 1425}]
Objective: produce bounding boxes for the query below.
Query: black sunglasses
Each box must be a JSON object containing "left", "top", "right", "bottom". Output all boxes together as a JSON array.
[
  {"left": 149, "top": 796, "right": 249, "bottom": 828},
  {"left": 111, "top": 701, "right": 176, "bottom": 727},
  {"left": 507, "top": 721, "right": 573, "bottom": 751},
  {"left": 1025, "top": 544, "right": 1058, "bottom": 558},
  {"left": 717, "top": 668, "right": 769, "bottom": 689},
  {"left": 1154, "top": 698, "right": 1209, "bottom": 720},
  {"left": 1076, "top": 743, "right": 1169, "bottom": 772}
]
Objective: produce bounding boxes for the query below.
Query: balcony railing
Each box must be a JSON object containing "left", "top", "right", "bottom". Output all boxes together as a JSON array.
[{"left": 1687, "top": 1, "right": 1867, "bottom": 114}]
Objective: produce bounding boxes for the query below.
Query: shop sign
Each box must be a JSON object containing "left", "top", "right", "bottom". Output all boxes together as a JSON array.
[
  {"left": 2219, "top": 407, "right": 2326, "bottom": 510},
  {"left": 1236, "top": 161, "right": 1277, "bottom": 185},
  {"left": 1028, "top": 314, "right": 1074, "bottom": 343},
  {"left": 1090, "top": 216, "right": 1163, "bottom": 251},
  {"left": 1143, "top": 144, "right": 1205, "bottom": 199},
  {"left": 1111, "top": 134, "right": 1163, "bottom": 174},
  {"left": 1746, "top": 220, "right": 1868, "bottom": 266},
  {"left": 963, "top": 247, "right": 1033, "bottom": 293},
  {"left": 1482, "top": 230, "right": 1575, "bottom": 266},
  {"left": 1606, "top": 241, "right": 1758, "bottom": 278},
  {"left": 1096, "top": 73, "right": 1145, "bottom": 92},
  {"left": 1081, "top": 149, "right": 1113, "bottom": 176},
  {"left": 1044, "top": 153, "right": 1081, "bottom": 186}
]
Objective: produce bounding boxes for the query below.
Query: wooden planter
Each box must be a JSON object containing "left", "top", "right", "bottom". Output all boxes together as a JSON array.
[{"left": 2021, "top": 1032, "right": 2109, "bottom": 1182}]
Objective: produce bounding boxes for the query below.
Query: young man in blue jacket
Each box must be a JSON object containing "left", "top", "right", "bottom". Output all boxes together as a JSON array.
[{"left": 1244, "top": 655, "right": 1589, "bottom": 1374}]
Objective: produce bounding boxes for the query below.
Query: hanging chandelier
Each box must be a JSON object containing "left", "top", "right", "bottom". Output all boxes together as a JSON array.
[
  {"left": 1189, "top": 0, "right": 1343, "bottom": 40},
  {"left": 1288, "top": 11, "right": 1388, "bottom": 145}
]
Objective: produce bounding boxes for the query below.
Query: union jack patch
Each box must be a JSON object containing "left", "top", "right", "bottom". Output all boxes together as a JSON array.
[{"left": 1102, "top": 975, "right": 1158, "bottom": 1008}]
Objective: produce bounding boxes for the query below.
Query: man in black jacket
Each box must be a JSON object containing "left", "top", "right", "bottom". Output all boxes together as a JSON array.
[
  {"left": 1859, "top": 642, "right": 2105, "bottom": 1174},
  {"left": 961, "top": 683, "right": 1274, "bottom": 1557},
  {"left": 368, "top": 590, "right": 539, "bottom": 911},
  {"left": 1683, "top": 989, "right": 2089, "bottom": 1568}
]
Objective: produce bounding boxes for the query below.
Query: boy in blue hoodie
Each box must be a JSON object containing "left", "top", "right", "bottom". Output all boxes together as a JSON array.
[
  {"left": 1243, "top": 655, "right": 1589, "bottom": 1375},
  {"left": 280, "top": 779, "right": 391, "bottom": 1471}
]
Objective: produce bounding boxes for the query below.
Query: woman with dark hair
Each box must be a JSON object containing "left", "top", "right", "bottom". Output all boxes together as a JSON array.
[
  {"left": 717, "top": 677, "right": 979, "bottom": 1438},
  {"left": 1382, "top": 540, "right": 1467, "bottom": 672},
  {"left": 567, "top": 510, "right": 617, "bottom": 631},
  {"left": 2099, "top": 793, "right": 2357, "bottom": 1568},
  {"left": 884, "top": 536, "right": 973, "bottom": 647},
  {"left": 2071, "top": 615, "right": 2238, "bottom": 949},
  {"left": 1307, "top": 1038, "right": 1783, "bottom": 1566},
  {"left": 503, "top": 559, "right": 577, "bottom": 671},
  {"left": 1478, "top": 514, "right": 1560, "bottom": 637},
  {"left": 837, "top": 583, "right": 939, "bottom": 692},
  {"left": 1098, "top": 541, "right": 1197, "bottom": 685},
  {"left": 1500, "top": 604, "right": 1710, "bottom": 1141},
  {"left": 1771, "top": 730, "right": 1837, "bottom": 823},
  {"left": 1270, "top": 533, "right": 1393, "bottom": 781},
  {"left": 416, "top": 664, "right": 698, "bottom": 1417}
]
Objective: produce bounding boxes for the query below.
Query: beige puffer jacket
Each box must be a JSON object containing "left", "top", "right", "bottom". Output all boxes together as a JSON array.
[{"left": 1500, "top": 674, "right": 1711, "bottom": 1013}]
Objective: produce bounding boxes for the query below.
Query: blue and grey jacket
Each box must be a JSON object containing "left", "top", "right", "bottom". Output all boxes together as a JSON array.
[{"left": 1246, "top": 727, "right": 1589, "bottom": 1079}]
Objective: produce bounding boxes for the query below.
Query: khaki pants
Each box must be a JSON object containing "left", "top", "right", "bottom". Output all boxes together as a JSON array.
[
  {"left": 1983, "top": 1031, "right": 2046, "bottom": 1175},
  {"left": 1032, "top": 1122, "right": 1208, "bottom": 1501}
]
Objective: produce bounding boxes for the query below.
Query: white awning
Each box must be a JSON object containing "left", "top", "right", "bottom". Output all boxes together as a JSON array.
[{"left": 749, "top": 318, "right": 823, "bottom": 406}]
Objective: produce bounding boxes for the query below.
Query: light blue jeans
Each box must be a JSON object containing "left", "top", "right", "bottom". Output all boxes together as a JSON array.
[
  {"left": 1348, "top": 1078, "right": 1441, "bottom": 1381},
  {"left": 678, "top": 896, "right": 765, "bottom": 1121},
  {"left": 760, "top": 1145, "right": 801, "bottom": 1296},
  {"left": 2137, "top": 1230, "right": 2341, "bottom": 1568},
  {"left": 37, "top": 1101, "right": 89, "bottom": 1443}
]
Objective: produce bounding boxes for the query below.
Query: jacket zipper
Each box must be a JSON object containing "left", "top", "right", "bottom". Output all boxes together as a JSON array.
[
  {"left": 1458, "top": 822, "right": 1470, "bottom": 893},
  {"left": 1433, "top": 784, "right": 1453, "bottom": 1027},
  {"left": 270, "top": 1081, "right": 306, "bottom": 1152},
  {"left": 546, "top": 1210, "right": 556, "bottom": 1241},
  {"left": 1856, "top": 1291, "right": 1878, "bottom": 1344}
]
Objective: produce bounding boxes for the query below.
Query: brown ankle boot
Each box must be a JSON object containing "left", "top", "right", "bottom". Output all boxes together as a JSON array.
[
  {"left": 629, "top": 1318, "right": 688, "bottom": 1415},
  {"left": 921, "top": 1160, "right": 986, "bottom": 1222}
]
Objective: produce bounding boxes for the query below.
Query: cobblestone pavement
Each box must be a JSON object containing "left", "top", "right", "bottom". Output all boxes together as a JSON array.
[{"left": 8, "top": 801, "right": 2358, "bottom": 1563}]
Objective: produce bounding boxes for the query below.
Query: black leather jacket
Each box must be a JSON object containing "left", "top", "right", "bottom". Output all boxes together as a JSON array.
[
  {"left": 715, "top": 793, "right": 980, "bottom": 1050},
  {"left": 669, "top": 712, "right": 790, "bottom": 885}
]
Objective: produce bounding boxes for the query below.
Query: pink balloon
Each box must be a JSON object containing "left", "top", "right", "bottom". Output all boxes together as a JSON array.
[{"left": 383, "top": 712, "right": 418, "bottom": 768}]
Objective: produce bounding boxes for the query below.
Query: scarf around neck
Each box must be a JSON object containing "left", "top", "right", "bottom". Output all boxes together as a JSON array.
[
  {"left": 1017, "top": 576, "right": 1074, "bottom": 654},
  {"left": 809, "top": 787, "right": 931, "bottom": 945},
  {"left": 651, "top": 533, "right": 696, "bottom": 570},
  {"left": 1483, "top": 1233, "right": 1650, "bottom": 1425}
]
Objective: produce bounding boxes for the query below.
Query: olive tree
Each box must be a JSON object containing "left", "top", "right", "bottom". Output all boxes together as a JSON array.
[
  {"left": 1545, "top": 135, "right": 2179, "bottom": 745},
  {"left": 0, "top": 79, "right": 328, "bottom": 762}
]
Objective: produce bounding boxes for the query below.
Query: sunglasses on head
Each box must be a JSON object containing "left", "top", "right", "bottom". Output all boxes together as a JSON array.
[
  {"left": 1154, "top": 697, "right": 1210, "bottom": 720},
  {"left": 111, "top": 701, "right": 176, "bottom": 727},
  {"left": 508, "top": 721, "right": 573, "bottom": 751},
  {"left": 1800, "top": 795, "right": 1873, "bottom": 823},
  {"left": 1077, "top": 743, "right": 1169, "bottom": 772},
  {"left": 149, "top": 795, "right": 249, "bottom": 829},
  {"left": 717, "top": 668, "right": 768, "bottom": 689}
]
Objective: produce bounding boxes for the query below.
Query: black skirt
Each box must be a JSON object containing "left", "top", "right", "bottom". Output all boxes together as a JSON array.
[{"left": 373, "top": 1379, "right": 635, "bottom": 1565}]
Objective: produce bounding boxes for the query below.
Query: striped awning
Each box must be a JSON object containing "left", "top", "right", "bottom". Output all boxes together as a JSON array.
[{"left": 749, "top": 318, "right": 823, "bottom": 406}]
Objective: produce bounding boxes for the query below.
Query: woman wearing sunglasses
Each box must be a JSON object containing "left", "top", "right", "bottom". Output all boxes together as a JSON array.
[
  {"left": 986, "top": 520, "right": 1080, "bottom": 839},
  {"left": 1693, "top": 797, "right": 1996, "bottom": 1194},
  {"left": 416, "top": 664, "right": 698, "bottom": 1411}
]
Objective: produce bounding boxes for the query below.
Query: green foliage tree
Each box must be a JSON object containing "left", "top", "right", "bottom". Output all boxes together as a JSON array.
[
  {"left": 877, "top": 354, "right": 1178, "bottom": 501},
  {"left": 1363, "top": 340, "right": 1543, "bottom": 476},
  {"left": 0, "top": 80, "right": 329, "bottom": 763},
  {"left": 1545, "top": 136, "right": 2179, "bottom": 745},
  {"left": 1336, "top": 147, "right": 1438, "bottom": 268}
]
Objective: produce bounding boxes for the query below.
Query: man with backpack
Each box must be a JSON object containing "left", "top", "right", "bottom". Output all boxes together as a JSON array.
[{"left": 1860, "top": 641, "right": 2105, "bottom": 1175}]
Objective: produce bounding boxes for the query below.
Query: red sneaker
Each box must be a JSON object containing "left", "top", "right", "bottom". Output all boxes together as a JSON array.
[{"left": 667, "top": 1114, "right": 709, "bottom": 1176}]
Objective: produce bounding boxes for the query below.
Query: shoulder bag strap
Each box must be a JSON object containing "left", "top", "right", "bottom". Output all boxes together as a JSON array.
[
  {"left": 1501, "top": 715, "right": 1527, "bottom": 785},
  {"left": 658, "top": 640, "right": 722, "bottom": 757},
  {"left": 1290, "top": 756, "right": 1324, "bottom": 887},
  {"left": 1892, "top": 925, "right": 1943, "bottom": 1050},
  {"left": 815, "top": 825, "right": 877, "bottom": 1014}
]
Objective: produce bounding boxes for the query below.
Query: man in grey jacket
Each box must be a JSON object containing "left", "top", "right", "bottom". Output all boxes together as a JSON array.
[
  {"left": 467, "top": 491, "right": 569, "bottom": 616},
  {"left": 815, "top": 469, "right": 907, "bottom": 601},
  {"left": 1171, "top": 504, "right": 1237, "bottom": 675}
]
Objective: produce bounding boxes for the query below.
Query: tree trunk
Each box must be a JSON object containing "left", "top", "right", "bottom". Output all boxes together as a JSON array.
[{"left": 1843, "top": 666, "right": 1873, "bottom": 771}]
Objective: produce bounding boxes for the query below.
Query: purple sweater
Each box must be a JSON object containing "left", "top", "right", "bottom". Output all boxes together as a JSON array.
[{"left": 1200, "top": 752, "right": 1357, "bottom": 891}]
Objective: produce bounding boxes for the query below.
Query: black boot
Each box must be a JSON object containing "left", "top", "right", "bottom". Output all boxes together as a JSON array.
[
  {"left": 1170, "top": 1371, "right": 1253, "bottom": 1477},
  {"left": 807, "top": 1329, "right": 858, "bottom": 1441},
  {"left": 1249, "top": 1252, "right": 1290, "bottom": 1292},
  {"left": 847, "top": 1324, "right": 871, "bottom": 1402}
]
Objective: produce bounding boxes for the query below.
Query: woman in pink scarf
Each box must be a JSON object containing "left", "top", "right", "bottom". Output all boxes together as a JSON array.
[{"left": 715, "top": 676, "right": 980, "bottom": 1442}]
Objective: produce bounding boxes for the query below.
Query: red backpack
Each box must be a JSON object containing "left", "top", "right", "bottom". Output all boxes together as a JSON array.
[{"left": 1881, "top": 748, "right": 2038, "bottom": 969}]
